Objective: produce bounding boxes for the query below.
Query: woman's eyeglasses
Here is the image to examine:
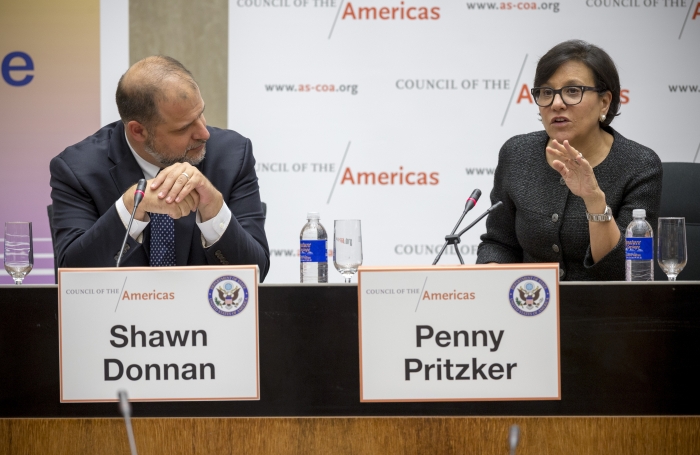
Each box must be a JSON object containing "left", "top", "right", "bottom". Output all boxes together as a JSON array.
[{"left": 530, "top": 86, "right": 603, "bottom": 107}]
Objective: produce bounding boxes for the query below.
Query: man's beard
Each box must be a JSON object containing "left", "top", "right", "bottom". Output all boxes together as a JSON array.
[{"left": 144, "top": 136, "right": 207, "bottom": 167}]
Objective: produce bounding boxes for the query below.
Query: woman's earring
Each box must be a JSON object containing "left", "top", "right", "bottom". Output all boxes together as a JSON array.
[{"left": 600, "top": 114, "right": 606, "bottom": 122}]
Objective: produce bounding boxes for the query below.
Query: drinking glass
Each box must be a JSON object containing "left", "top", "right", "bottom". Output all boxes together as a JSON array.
[
  {"left": 657, "top": 217, "right": 687, "bottom": 281},
  {"left": 333, "top": 220, "right": 363, "bottom": 283},
  {"left": 4, "top": 222, "right": 33, "bottom": 284}
]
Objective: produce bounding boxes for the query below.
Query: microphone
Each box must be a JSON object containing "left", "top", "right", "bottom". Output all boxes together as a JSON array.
[
  {"left": 464, "top": 188, "right": 481, "bottom": 213},
  {"left": 452, "top": 189, "right": 482, "bottom": 239},
  {"left": 432, "top": 198, "right": 502, "bottom": 265},
  {"left": 116, "top": 179, "right": 147, "bottom": 267},
  {"left": 509, "top": 424, "right": 520, "bottom": 455},
  {"left": 432, "top": 189, "right": 482, "bottom": 265},
  {"left": 118, "top": 390, "right": 139, "bottom": 455},
  {"left": 133, "top": 179, "right": 147, "bottom": 206},
  {"left": 455, "top": 201, "right": 503, "bottom": 237}
]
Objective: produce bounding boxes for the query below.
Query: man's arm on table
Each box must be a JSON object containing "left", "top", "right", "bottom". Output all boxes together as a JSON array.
[
  {"left": 199, "top": 138, "right": 270, "bottom": 280},
  {"left": 49, "top": 155, "right": 149, "bottom": 268},
  {"left": 142, "top": 135, "right": 270, "bottom": 279}
]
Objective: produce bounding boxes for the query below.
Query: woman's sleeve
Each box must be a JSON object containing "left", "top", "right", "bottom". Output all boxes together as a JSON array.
[
  {"left": 476, "top": 140, "right": 524, "bottom": 264},
  {"left": 581, "top": 150, "right": 663, "bottom": 280}
]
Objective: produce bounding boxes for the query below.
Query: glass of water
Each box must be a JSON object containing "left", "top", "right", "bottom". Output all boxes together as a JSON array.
[
  {"left": 4, "top": 222, "right": 33, "bottom": 284},
  {"left": 333, "top": 220, "right": 362, "bottom": 283},
  {"left": 657, "top": 217, "right": 687, "bottom": 281}
]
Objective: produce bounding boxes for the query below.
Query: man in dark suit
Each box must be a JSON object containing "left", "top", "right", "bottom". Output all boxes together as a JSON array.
[{"left": 50, "top": 56, "right": 269, "bottom": 280}]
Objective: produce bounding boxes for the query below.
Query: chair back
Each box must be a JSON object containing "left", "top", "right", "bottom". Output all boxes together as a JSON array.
[
  {"left": 654, "top": 162, "right": 700, "bottom": 281},
  {"left": 47, "top": 205, "right": 58, "bottom": 284}
]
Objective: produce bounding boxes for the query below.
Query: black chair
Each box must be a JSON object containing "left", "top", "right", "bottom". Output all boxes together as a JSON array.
[
  {"left": 653, "top": 162, "right": 700, "bottom": 281},
  {"left": 46, "top": 205, "right": 58, "bottom": 284}
]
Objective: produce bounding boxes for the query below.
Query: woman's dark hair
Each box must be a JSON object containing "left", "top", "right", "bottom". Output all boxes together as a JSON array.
[{"left": 534, "top": 40, "right": 620, "bottom": 127}]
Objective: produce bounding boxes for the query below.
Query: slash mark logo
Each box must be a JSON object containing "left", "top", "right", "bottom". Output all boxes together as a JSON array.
[
  {"left": 208, "top": 276, "right": 249, "bottom": 316},
  {"left": 509, "top": 275, "right": 550, "bottom": 316}
]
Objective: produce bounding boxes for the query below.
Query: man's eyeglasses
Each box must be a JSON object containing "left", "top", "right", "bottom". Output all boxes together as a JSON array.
[{"left": 530, "top": 86, "right": 603, "bottom": 107}]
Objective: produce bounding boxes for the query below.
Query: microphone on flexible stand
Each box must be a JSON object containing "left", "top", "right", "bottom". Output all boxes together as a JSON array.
[
  {"left": 431, "top": 189, "right": 481, "bottom": 265},
  {"left": 463, "top": 189, "right": 481, "bottom": 213},
  {"left": 509, "top": 424, "right": 520, "bottom": 455},
  {"left": 118, "top": 390, "right": 139, "bottom": 455},
  {"left": 432, "top": 197, "right": 503, "bottom": 265},
  {"left": 116, "top": 179, "right": 147, "bottom": 267}
]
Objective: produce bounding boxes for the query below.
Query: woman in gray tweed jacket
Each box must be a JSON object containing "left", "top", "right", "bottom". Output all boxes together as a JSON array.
[{"left": 476, "top": 40, "right": 662, "bottom": 281}]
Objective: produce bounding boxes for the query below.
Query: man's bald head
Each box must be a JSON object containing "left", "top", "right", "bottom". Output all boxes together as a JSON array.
[{"left": 116, "top": 56, "right": 199, "bottom": 129}]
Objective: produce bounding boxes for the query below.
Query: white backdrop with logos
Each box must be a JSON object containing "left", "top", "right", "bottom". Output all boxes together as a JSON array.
[{"left": 229, "top": 0, "right": 699, "bottom": 283}]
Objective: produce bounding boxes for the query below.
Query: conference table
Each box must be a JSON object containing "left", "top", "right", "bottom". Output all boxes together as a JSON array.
[{"left": 1, "top": 282, "right": 699, "bottom": 454}]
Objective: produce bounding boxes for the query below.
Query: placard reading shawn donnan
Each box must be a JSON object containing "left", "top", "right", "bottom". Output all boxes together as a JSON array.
[
  {"left": 358, "top": 265, "right": 560, "bottom": 402},
  {"left": 59, "top": 266, "right": 259, "bottom": 402}
]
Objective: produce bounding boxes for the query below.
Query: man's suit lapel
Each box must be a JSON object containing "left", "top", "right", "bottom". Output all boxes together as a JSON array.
[
  {"left": 108, "top": 122, "right": 144, "bottom": 199},
  {"left": 107, "top": 122, "right": 152, "bottom": 257}
]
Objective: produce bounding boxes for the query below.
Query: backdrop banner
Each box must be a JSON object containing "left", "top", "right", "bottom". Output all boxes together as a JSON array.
[
  {"left": 0, "top": 0, "right": 100, "bottom": 284},
  {"left": 228, "top": 0, "right": 700, "bottom": 283}
]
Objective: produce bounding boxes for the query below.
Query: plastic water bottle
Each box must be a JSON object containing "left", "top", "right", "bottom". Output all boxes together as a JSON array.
[
  {"left": 300, "top": 212, "right": 328, "bottom": 283},
  {"left": 625, "top": 209, "right": 654, "bottom": 281}
]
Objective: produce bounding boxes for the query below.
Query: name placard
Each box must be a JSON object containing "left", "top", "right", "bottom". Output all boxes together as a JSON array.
[
  {"left": 358, "top": 264, "right": 560, "bottom": 402},
  {"left": 58, "top": 266, "right": 259, "bottom": 402}
]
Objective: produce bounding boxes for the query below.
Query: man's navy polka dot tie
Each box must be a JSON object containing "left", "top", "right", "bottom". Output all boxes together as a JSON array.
[{"left": 149, "top": 213, "right": 176, "bottom": 266}]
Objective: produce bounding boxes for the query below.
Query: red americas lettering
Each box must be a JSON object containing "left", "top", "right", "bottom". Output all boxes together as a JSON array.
[
  {"left": 620, "top": 89, "right": 629, "bottom": 104},
  {"left": 422, "top": 290, "right": 476, "bottom": 300},
  {"left": 340, "top": 166, "right": 439, "bottom": 185},
  {"left": 342, "top": 1, "right": 440, "bottom": 20},
  {"left": 122, "top": 290, "right": 176, "bottom": 300},
  {"left": 516, "top": 83, "right": 533, "bottom": 103}
]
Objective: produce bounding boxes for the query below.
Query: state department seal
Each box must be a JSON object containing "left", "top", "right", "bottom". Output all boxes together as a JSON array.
[
  {"left": 208, "top": 275, "right": 248, "bottom": 316},
  {"left": 509, "top": 275, "right": 550, "bottom": 316}
]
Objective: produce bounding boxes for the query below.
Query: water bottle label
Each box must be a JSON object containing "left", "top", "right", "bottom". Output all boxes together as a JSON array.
[
  {"left": 300, "top": 240, "right": 327, "bottom": 262},
  {"left": 625, "top": 237, "right": 653, "bottom": 260}
]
